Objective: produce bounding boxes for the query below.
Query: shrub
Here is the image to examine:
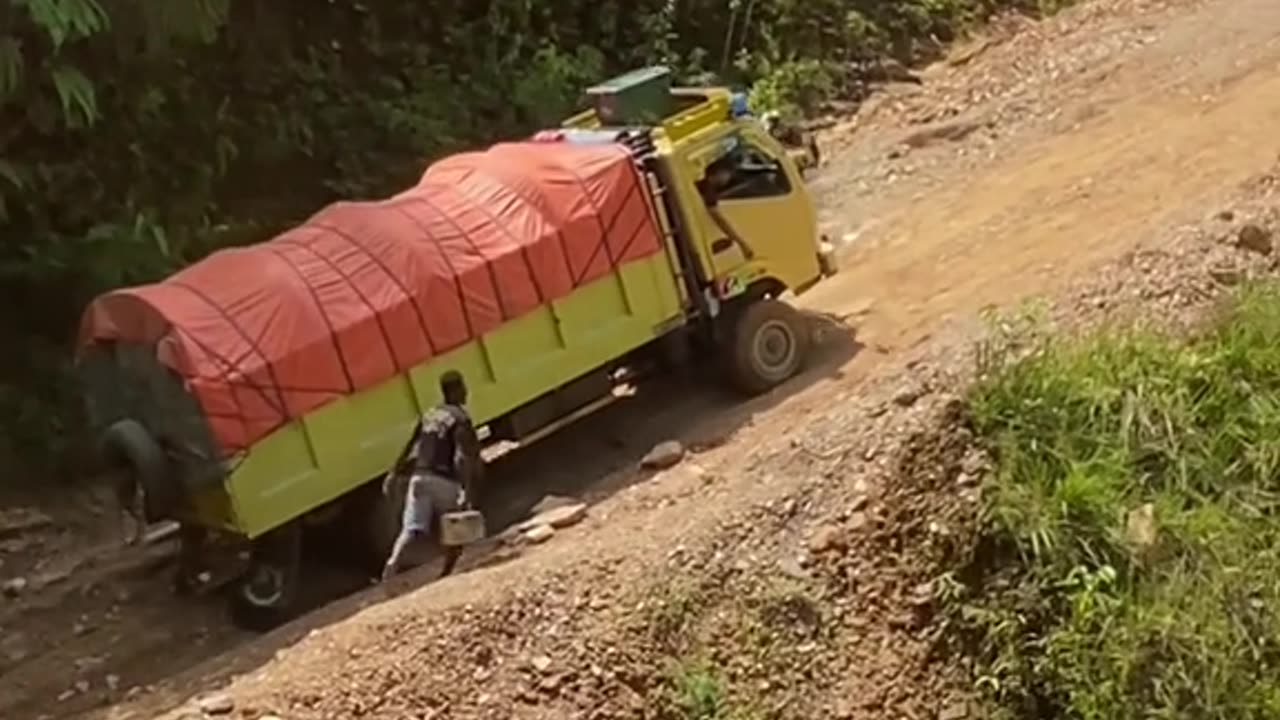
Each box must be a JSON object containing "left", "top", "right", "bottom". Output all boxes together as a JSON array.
[{"left": 952, "top": 283, "right": 1280, "bottom": 718}]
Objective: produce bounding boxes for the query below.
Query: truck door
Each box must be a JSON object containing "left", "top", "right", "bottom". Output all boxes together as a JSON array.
[{"left": 692, "top": 132, "right": 821, "bottom": 293}]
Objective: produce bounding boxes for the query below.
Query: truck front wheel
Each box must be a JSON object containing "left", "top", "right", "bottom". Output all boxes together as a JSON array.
[
  {"left": 228, "top": 523, "right": 302, "bottom": 632},
  {"left": 725, "top": 299, "right": 810, "bottom": 394}
]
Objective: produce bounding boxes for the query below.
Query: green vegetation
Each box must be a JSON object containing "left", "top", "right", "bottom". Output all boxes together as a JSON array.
[
  {"left": 737, "top": 577, "right": 826, "bottom": 653},
  {"left": 661, "top": 659, "right": 736, "bottom": 720},
  {"left": 1, "top": 0, "right": 1071, "bottom": 475},
  {"left": 949, "top": 283, "right": 1280, "bottom": 718},
  {"left": 640, "top": 572, "right": 830, "bottom": 719},
  {"left": 657, "top": 656, "right": 767, "bottom": 720},
  {"left": 648, "top": 579, "right": 708, "bottom": 649}
]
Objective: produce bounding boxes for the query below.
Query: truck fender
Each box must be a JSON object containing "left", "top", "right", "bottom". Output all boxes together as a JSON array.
[{"left": 742, "top": 277, "right": 787, "bottom": 304}]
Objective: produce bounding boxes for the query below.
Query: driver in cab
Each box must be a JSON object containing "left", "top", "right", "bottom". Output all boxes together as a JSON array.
[{"left": 696, "top": 156, "right": 756, "bottom": 261}]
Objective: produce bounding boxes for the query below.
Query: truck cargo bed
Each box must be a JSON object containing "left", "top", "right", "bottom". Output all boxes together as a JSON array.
[{"left": 79, "top": 141, "right": 684, "bottom": 536}]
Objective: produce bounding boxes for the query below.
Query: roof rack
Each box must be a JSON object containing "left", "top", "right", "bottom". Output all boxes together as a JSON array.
[{"left": 562, "top": 74, "right": 738, "bottom": 145}]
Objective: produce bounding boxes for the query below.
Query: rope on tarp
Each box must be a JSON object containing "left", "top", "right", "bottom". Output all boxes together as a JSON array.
[
  {"left": 559, "top": 163, "right": 619, "bottom": 285},
  {"left": 295, "top": 204, "right": 439, "bottom": 358},
  {"left": 437, "top": 167, "right": 549, "bottom": 308},
  {"left": 567, "top": 162, "right": 646, "bottom": 287},
  {"left": 387, "top": 203, "right": 477, "bottom": 343},
  {"left": 260, "top": 245, "right": 357, "bottom": 393},
  {"left": 285, "top": 224, "right": 405, "bottom": 373},
  {"left": 167, "top": 280, "right": 290, "bottom": 417},
  {"left": 410, "top": 190, "right": 508, "bottom": 326},
  {"left": 608, "top": 203, "right": 655, "bottom": 269}
]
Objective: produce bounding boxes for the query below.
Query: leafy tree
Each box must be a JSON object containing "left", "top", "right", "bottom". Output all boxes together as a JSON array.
[{"left": 0, "top": 0, "right": 1066, "bottom": 477}]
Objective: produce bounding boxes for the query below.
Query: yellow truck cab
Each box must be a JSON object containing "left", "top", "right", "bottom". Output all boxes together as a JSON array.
[
  {"left": 564, "top": 71, "right": 836, "bottom": 310},
  {"left": 76, "top": 66, "right": 836, "bottom": 629}
]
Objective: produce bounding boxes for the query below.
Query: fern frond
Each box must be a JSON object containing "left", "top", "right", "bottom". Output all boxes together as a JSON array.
[
  {"left": 49, "top": 62, "right": 97, "bottom": 126},
  {"left": 14, "top": 0, "right": 110, "bottom": 50},
  {"left": 0, "top": 36, "right": 22, "bottom": 97}
]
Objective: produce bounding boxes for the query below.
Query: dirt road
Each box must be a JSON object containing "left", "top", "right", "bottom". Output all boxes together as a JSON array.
[
  {"left": 3, "top": 0, "right": 1279, "bottom": 717},
  {"left": 809, "top": 0, "right": 1278, "bottom": 342}
]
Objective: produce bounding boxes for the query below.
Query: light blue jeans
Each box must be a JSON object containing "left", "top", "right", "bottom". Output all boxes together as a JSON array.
[{"left": 381, "top": 472, "right": 463, "bottom": 581}]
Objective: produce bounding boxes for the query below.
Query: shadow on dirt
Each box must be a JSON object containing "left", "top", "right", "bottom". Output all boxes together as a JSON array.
[
  {"left": 10, "top": 310, "right": 860, "bottom": 720},
  {"left": 477, "top": 310, "right": 863, "bottom": 532}
]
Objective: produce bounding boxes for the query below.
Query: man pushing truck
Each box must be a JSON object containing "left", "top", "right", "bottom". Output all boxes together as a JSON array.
[
  {"left": 380, "top": 370, "right": 484, "bottom": 583},
  {"left": 78, "top": 66, "right": 838, "bottom": 629}
]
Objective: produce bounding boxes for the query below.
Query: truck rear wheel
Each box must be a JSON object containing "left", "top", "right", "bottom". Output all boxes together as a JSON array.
[
  {"left": 725, "top": 299, "right": 810, "bottom": 394},
  {"left": 228, "top": 522, "right": 302, "bottom": 632}
]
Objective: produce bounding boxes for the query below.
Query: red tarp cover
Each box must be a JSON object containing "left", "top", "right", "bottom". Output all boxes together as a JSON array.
[{"left": 79, "top": 142, "right": 665, "bottom": 455}]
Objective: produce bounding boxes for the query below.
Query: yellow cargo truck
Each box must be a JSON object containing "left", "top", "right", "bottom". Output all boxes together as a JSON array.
[{"left": 77, "top": 67, "right": 837, "bottom": 628}]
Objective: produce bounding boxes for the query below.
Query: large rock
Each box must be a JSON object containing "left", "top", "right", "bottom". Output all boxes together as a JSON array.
[
  {"left": 2, "top": 576, "right": 27, "bottom": 598},
  {"left": 524, "top": 525, "right": 555, "bottom": 544},
  {"left": 1236, "top": 223, "right": 1273, "bottom": 255},
  {"left": 197, "top": 693, "right": 235, "bottom": 715},
  {"left": 518, "top": 503, "right": 588, "bottom": 532},
  {"left": 0, "top": 508, "right": 52, "bottom": 541},
  {"left": 1125, "top": 503, "right": 1157, "bottom": 553},
  {"left": 538, "top": 503, "right": 588, "bottom": 529},
  {"left": 892, "top": 383, "right": 924, "bottom": 407},
  {"left": 807, "top": 524, "right": 848, "bottom": 555},
  {"left": 641, "top": 441, "right": 685, "bottom": 470},
  {"left": 901, "top": 120, "right": 981, "bottom": 150}
]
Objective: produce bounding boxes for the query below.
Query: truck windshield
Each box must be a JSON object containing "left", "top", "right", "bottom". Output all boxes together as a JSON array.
[{"left": 718, "top": 145, "right": 791, "bottom": 200}]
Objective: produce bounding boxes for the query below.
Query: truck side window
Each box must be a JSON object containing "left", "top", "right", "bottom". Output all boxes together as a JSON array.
[{"left": 718, "top": 145, "right": 792, "bottom": 201}]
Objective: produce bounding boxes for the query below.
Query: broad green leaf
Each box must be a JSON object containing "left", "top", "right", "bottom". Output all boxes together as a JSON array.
[
  {"left": 49, "top": 63, "right": 97, "bottom": 126},
  {"left": 0, "top": 36, "right": 23, "bottom": 97},
  {"left": 14, "top": 0, "right": 109, "bottom": 50}
]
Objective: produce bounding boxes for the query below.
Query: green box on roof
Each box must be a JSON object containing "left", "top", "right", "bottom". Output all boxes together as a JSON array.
[{"left": 585, "top": 66, "right": 673, "bottom": 126}]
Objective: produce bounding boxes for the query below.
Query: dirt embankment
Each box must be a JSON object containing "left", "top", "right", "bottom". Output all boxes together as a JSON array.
[
  {"left": 4, "top": 0, "right": 1280, "bottom": 718},
  {"left": 137, "top": 183, "right": 1280, "bottom": 720}
]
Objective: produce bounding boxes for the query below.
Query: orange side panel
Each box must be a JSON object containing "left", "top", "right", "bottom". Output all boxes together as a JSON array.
[{"left": 78, "top": 142, "right": 665, "bottom": 455}]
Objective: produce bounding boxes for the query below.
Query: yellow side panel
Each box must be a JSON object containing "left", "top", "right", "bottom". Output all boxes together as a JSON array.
[{"left": 223, "top": 252, "right": 682, "bottom": 538}]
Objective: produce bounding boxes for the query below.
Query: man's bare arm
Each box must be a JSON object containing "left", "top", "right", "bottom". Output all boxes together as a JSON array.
[
  {"left": 384, "top": 419, "right": 423, "bottom": 495},
  {"left": 710, "top": 207, "right": 755, "bottom": 260}
]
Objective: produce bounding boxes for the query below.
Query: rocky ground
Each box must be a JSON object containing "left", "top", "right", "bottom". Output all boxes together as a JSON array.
[
  {"left": 3, "top": 0, "right": 1280, "bottom": 718},
  {"left": 144, "top": 193, "right": 1280, "bottom": 720}
]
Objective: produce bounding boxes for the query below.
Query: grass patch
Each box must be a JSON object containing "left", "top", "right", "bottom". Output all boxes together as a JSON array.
[
  {"left": 663, "top": 659, "right": 732, "bottom": 720},
  {"left": 640, "top": 575, "right": 826, "bottom": 719},
  {"left": 950, "top": 282, "right": 1280, "bottom": 718},
  {"left": 647, "top": 580, "right": 708, "bottom": 651},
  {"left": 658, "top": 658, "right": 761, "bottom": 720},
  {"left": 746, "top": 577, "right": 826, "bottom": 647},
  {"left": 730, "top": 577, "right": 828, "bottom": 680}
]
